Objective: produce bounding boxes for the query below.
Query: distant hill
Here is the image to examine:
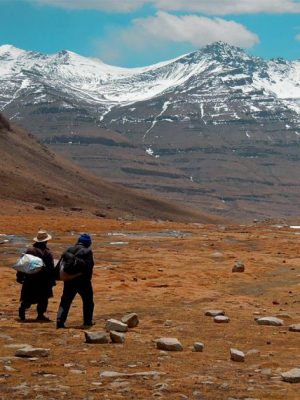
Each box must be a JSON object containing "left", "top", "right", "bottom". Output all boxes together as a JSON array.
[{"left": 0, "top": 113, "right": 217, "bottom": 222}]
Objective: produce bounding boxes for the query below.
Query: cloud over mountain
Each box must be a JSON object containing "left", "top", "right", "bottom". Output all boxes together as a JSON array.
[
  {"left": 31, "top": 0, "right": 300, "bottom": 14},
  {"left": 96, "top": 11, "right": 259, "bottom": 64}
]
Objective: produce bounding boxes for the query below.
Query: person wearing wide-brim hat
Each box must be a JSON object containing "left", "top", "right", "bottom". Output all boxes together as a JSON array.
[{"left": 17, "top": 229, "right": 56, "bottom": 322}]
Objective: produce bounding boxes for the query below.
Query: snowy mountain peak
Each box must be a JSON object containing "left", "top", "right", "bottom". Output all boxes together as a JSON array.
[
  {"left": 201, "top": 41, "right": 254, "bottom": 63},
  {"left": 0, "top": 44, "right": 26, "bottom": 58}
]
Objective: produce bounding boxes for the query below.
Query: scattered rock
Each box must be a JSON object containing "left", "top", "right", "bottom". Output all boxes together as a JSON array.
[
  {"left": 100, "top": 370, "right": 164, "bottom": 378},
  {"left": 70, "top": 369, "right": 86, "bottom": 374},
  {"left": 276, "top": 313, "right": 292, "bottom": 319},
  {"left": 230, "top": 348, "right": 245, "bottom": 362},
  {"left": 156, "top": 338, "right": 183, "bottom": 352},
  {"left": 15, "top": 346, "right": 50, "bottom": 358},
  {"left": 34, "top": 205, "right": 46, "bottom": 210},
  {"left": 95, "top": 212, "right": 107, "bottom": 218},
  {"left": 246, "top": 349, "right": 260, "bottom": 356},
  {"left": 256, "top": 317, "right": 284, "bottom": 326},
  {"left": 288, "top": 324, "right": 300, "bottom": 332},
  {"left": 193, "top": 342, "right": 204, "bottom": 352},
  {"left": 106, "top": 319, "right": 128, "bottom": 332},
  {"left": 205, "top": 310, "right": 225, "bottom": 317},
  {"left": 121, "top": 312, "right": 139, "bottom": 328},
  {"left": 281, "top": 368, "right": 300, "bottom": 383},
  {"left": 70, "top": 207, "right": 82, "bottom": 211},
  {"left": 214, "top": 315, "right": 230, "bottom": 323},
  {"left": 232, "top": 261, "right": 245, "bottom": 272},
  {"left": 110, "top": 331, "right": 125, "bottom": 343},
  {"left": 211, "top": 251, "right": 223, "bottom": 258},
  {"left": 84, "top": 331, "right": 110, "bottom": 344},
  {"left": 261, "top": 368, "right": 272, "bottom": 376},
  {"left": 4, "top": 365, "right": 17, "bottom": 372}
]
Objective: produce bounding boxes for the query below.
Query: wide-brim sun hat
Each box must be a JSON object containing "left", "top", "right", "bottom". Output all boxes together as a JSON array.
[{"left": 33, "top": 230, "right": 52, "bottom": 242}]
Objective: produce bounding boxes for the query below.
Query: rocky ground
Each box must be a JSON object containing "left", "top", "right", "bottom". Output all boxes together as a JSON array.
[{"left": 0, "top": 212, "right": 300, "bottom": 399}]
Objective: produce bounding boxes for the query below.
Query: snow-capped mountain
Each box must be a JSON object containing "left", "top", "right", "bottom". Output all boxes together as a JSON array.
[
  {"left": 1, "top": 42, "right": 300, "bottom": 219},
  {"left": 1, "top": 42, "right": 299, "bottom": 125}
]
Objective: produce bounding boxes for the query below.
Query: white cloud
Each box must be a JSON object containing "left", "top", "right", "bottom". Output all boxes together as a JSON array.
[
  {"left": 155, "top": 0, "right": 300, "bottom": 15},
  {"left": 295, "top": 33, "right": 300, "bottom": 40},
  {"left": 31, "top": 0, "right": 146, "bottom": 12},
  {"left": 30, "top": 0, "right": 300, "bottom": 14},
  {"left": 95, "top": 12, "right": 259, "bottom": 65},
  {"left": 120, "top": 12, "right": 259, "bottom": 49}
]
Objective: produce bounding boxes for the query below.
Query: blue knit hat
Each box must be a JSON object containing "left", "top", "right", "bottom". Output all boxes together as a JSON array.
[{"left": 78, "top": 233, "right": 92, "bottom": 247}]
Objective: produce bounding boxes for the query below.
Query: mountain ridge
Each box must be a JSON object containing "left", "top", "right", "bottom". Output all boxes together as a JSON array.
[{"left": 1, "top": 42, "right": 300, "bottom": 220}]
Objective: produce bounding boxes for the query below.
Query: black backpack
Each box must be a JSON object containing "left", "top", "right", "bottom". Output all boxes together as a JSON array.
[{"left": 55, "top": 247, "right": 86, "bottom": 280}]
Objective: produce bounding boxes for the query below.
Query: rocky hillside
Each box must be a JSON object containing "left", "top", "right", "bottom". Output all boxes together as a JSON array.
[{"left": 0, "top": 113, "right": 213, "bottom": 222}]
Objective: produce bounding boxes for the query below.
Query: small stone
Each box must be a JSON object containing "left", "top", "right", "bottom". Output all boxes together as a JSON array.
[
  {"left": 34, "top": 205, "right": 46, "bottom": 210},
  {"left": 214, "top": 315, "right": 230, "bottom": 323},
  {"left": 256, "top": 317, "right": 284, "bottom": 326},
  {"left": 70, "top": 369, "right": 86, "bottom": 374},
  {"left": 205, "top": 310, "right": 225, "bottom": 317},
  {"left": 156, "top": 338, "right": 183, "bottom": 352},
  {"left": 121, "top": 313, "right": 139, "bottom": 328},
  {"left": 211, "top": 251, "right": 223, "bottom": 258},
  {"left": 106, "top": 319, "right": 128, "bottom": 332},
  {"left": 246, "top": 349, "right": 260, "bottom": 356},
  {"left": 193, "top": 342, "right": 204, "bottom": 352},
  {"left": 288, "top": 324, "right": 300, "bottom": 332},
  {"left": 230, "top": 348, "right": 245, "bottom": 362},
  {"left": 281, "top": 368, "right": 300, "bottom": 383},
  {"left": 84, "top": 331, "right": 110, "bottom": 344},
  {"left": 232, "top": 261, "right": 245, "bottom": 272},
  {"left": 4, "top": 366, "right": 17, "bottom": 372},
  {"left": 100, "top": 370, "right": 164, "bottom": 378},
  {"left": 261, "top": 368, "right": 272, "bottom": 376},
  {"left": 15, "top": 346, "right": 50, "bottom": 358},
  {"left": 276, "top": 313, "right": 292, "bottom": 319},
  {"left": 110, "top": 331, "right": 125, "bottom": 343}
]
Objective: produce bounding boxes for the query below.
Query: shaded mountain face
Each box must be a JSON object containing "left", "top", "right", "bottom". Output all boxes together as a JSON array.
[
  {"left": 1, "top": 42, "right": 300, "bottom": 220},
  {"left": 0, "top": 113, "right": 211, "bottom": 223}
]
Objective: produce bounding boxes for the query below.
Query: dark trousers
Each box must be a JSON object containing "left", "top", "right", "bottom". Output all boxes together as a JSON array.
[
  {"left": 57, "top": 280, "right": 94, "bottom": 325},
  {"left": 20, "top": 299, "right": 48, "bottom": 316}
]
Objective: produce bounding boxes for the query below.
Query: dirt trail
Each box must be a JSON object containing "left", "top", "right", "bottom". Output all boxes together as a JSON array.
[{"left": 0, "top": 214, "right": 299, "bottom": 399}]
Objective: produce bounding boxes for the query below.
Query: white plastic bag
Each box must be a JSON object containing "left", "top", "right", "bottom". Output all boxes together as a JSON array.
[{"left": 13, "top": 254, "right": 44, "bottom": 274}]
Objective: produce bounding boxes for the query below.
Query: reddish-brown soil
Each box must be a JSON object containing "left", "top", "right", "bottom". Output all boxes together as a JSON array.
[{"left": 1, "top": 212, "right": 299, "bottom": 399}]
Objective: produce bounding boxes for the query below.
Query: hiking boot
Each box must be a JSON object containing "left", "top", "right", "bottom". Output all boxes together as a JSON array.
[
  {"left": 18, "top": 307, "right": 26, "bottom": 321},
  {"left": 36, "top": 315, "right": 51, "bottom": 322},
  {"left": 82, "top": 321, "right": 95, "bottom": 329}
]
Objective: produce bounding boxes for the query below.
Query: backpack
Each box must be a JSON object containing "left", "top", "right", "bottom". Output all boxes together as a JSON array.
[{"left": 56, "top": 247, "right": 86, "bottom": 281}]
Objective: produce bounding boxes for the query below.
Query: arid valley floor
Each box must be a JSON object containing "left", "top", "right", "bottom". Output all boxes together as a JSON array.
[{"left": 0, "top": 209, "right": 300, "bottom": 399}]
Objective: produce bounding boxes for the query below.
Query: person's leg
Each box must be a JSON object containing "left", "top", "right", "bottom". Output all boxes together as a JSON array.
[
  {"left": 56, "top": 283, "right": 77, "bottom": 328},
  {"left": 36, "top": 298, "right": 50, "bottom": 321},
  {"left": 78, "top": 281, "right": 94, "bottom": 326},
  {"left": 19, "top": 301, "right": 31, "bottom": 321}
]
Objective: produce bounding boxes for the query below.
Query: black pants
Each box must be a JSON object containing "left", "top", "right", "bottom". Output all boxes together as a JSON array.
[
  {"left": 57, "top": 280, "right": 94, "bottom": 325},
  {"left": 20, "top": 298, "right": 48, "bottom": 317}
]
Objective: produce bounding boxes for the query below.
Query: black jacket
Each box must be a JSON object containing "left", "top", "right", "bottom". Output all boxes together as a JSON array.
[
  {"left": 64, "top": 243, "right": 94, "bottom": 281},
  {"left": 17, "top": 243, "right": 55, "bottom": 304}
]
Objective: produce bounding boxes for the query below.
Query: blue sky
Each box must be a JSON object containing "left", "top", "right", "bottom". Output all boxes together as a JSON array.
[{"left": 0, "top": 0, "right": 300, "bottom": 67}]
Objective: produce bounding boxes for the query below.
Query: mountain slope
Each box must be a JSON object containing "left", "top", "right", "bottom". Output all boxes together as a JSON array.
[
  {"left": 1, "top": 42, "right": 300, "bottom": 219},
  {"left": 0, "top": 113, "right": 216, "bottom": 222}
]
